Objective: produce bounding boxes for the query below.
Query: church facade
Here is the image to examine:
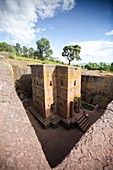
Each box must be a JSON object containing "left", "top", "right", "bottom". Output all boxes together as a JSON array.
[{"left": 30, "top": 64, "right": 81, "bottom": 129}]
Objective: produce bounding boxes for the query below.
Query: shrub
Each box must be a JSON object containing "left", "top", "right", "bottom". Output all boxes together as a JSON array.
[
  {"left": 81, "top": 103, "right": 94, "bottom": 111},
  {"left": 110, "top": 63, "right": 113, "bottom": 72},
  {"left": 8, "top": 52, "right": 16, "bottom": 59},
  {"left": 84, "top": 62, "right": 111, "bottom": 72}
]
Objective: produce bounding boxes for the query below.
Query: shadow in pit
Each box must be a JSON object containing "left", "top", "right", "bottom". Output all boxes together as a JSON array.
[
  {"left": 25, "top": 108, "right": 83, "bottom": 168},
  {"left": 24, "top": 103, "right": 104, "bottom": 168},
  {"left": 15, "top": 74, "right": 32, "bottom": 98}
]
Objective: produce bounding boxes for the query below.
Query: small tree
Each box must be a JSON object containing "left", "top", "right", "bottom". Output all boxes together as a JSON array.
[
  {"left": 22, "top": 46, "right": 28, "bottom": 57},
  {"left": 62, "top": 45, "right": 81, "bottom": 65},
  {"left": 110, "top": 63, "right": 113, "bottom": 72},
  {"left": 34, "top": 50, "right": 38, "bottom": 59},
  {"left": 7, "top": 45, "right": 16, "bottom": 53},
  {"left": 0, "top": 42, "right": 8, "bottom": 51},
  {"left": 0, "top": 42, "right": 16, "bottom": 53},
  {"left": 36, "top": 38, "right": 53, "bottom": 60},
  {"left": 15, "top": 43, "right": 22, "bottom": 55},
  {"left": 28, "top": 47, "right": 34, "bottom": 58}
]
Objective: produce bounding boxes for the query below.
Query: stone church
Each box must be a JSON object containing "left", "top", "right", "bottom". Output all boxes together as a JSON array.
[{"left": 29, "top": 64, "right": 83, "bottom": 129}]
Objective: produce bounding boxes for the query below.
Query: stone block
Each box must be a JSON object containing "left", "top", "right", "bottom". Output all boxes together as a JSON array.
[
  {"left": 56, "top": 66, "right": 68, "bottom": 78},
  {"left": 44, "top": 64, "right": 56, "bottom": 78},
  {"left": 44, "top": 88, "right": 53, "bottom": 99},
  {"left": 35, "top": 65, "right": 44, "bottom": 77},
  {"left": 31, "top": 64, "right": 81, "bottom": 125},
  {"left": 57, "top": 88, "right": 67, "bottom": 99},
  {"left": 56, "top": 77, "right": 68, "bottom": 88}
]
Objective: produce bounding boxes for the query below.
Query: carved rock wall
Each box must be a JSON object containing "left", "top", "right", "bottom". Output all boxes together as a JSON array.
[
  {"left": 81, "top": 74, "right": 113, "bottom": 108},
  {"left": 8, "top": 59, "right": 32, "bottom": 98},
  {"left": 0, "top": 59, "right": 50, "bottom": 170}
]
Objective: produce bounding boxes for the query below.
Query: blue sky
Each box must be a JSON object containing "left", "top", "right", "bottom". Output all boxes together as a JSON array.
[{"left": 0, "top": 0, "right": 113, "bottom": 64}]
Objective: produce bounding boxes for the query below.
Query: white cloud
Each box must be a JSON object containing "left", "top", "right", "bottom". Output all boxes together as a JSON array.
[
  {"left": 35, "top": 28, "right": 46, "bottom": 33},
  {"left": 62, "top": 0, "right": 76, "bottom": 10},
  {"left": 49, "top": 26, "right": 55, "bottom": 30},
  {"left": 0, "top": 0, "right": 76, "bottom": 44},
  {"left": 64, "top": 40, "right": 113, "bottom": 63},
  {"left": 106, "top": 30, "right": 113, "bottom": 36}
]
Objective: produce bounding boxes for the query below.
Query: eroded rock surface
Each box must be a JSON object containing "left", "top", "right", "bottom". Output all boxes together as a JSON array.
[
  {"left": 0, "top": 59, "right": 50, "bottom": 170},
  {"left": 55, "top": 102, "right": 113, "bottom": 170},
  {"left": 81, "top": 72, "right": 113, "bottom": 108}
]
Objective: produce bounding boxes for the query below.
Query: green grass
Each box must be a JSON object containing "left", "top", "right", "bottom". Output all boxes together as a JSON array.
[
  {"left": 8, "top": 55, "right": 64, "bottom": 65},
  {"left": 81, "top": 103, "right": 94, "bottom": 111}
]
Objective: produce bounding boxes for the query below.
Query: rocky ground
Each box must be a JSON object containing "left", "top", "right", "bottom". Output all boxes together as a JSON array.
[
  {"left": 82, "top": 69, "right": 113, "bottom": 77},
  {"left": 0, "top": 58, "right": 113, "bottom": 170}
]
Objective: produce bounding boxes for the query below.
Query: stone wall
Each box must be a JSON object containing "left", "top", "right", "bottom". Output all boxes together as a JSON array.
[{"left": 81, "top": 74, "right": 113, "bottom": 108}]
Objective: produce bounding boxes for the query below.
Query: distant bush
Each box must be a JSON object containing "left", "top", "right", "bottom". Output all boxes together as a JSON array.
[
  {"left": 0, "top": 42, "right": 16, "bottom": 53},
  {"left": 84, "top": 62, "right": 112, "bottom": 72},
  {"left": 84, "top": 62, "right": 100, "bottom": 70},
  {"left": 8, "top": 52, "right": 16, "bottom": 59},
  {"left": 110, "top": 63, "right": 113, "bottom": 72}
]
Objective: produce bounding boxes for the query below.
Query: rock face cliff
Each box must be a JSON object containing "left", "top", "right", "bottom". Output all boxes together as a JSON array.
[
  {"left": 8, "top": 59, "right": 32, "bottom": 98},
  {"left": 0, "top": 59, "right": 50, "bottom": 170},
  {"left": 0, "top": 58, "right": 113, "bottom": 170},
  {"left": 81, "top": 71, "right": 113, "bottom": 108}
]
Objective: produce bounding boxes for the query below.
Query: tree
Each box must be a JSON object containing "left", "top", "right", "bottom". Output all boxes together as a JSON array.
[
  {"left": 36, "top": 38, "right": 53, "bottom": 60},
  {"left": 7, "top": 44, "right": 16, "bottom": 52},
  {"left": 15, "top": 43, "right": 22, "bottom": 55},
  {"left": 0, "top": 42, "right": 8, "bottom": 51},
  {"left": 110, "top": 63, "right": 113, "bottom": 72},
  {"left": 28, "top": 47, "right": 34, "bottom": 58},
  {"left": 22, "top": 46, "right": 28, "bottom": 57},
  {"left": 0, "top": 42, "right": 15, "bottom": 52},
  {"left": 34, "top": 50, "right": 38, "bottom": 59},
  {"left": 62, "top": 45, "right": 81, "bottom": 65},
  {"left": 84, "top": 62, "right": 99, "bottom": 70},
  {"left": 84, "top": 62, "right": 111, "bottom": 71}
]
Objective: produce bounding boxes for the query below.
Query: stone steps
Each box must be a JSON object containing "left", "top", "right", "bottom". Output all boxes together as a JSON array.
[
  {"left": 28, "top": 106, "right": 51, "bottom": 129},
  {"left": 51, "top": 115, "right": 60, "bottom": 128},
  {"left": 27, "top": 106, "right": 91, "bottom": 131},
  {"left": 81, "top": 120, "right": 90, "bottom": 132},
  {"left": 78, "top": 117, "right": 87, "bottom": 126},
  {"left": 77, "top": 115, "right": 86, "bottom": 124},
  {"left": 76, "top": 114, "right": 91, "bottom": 132}
]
